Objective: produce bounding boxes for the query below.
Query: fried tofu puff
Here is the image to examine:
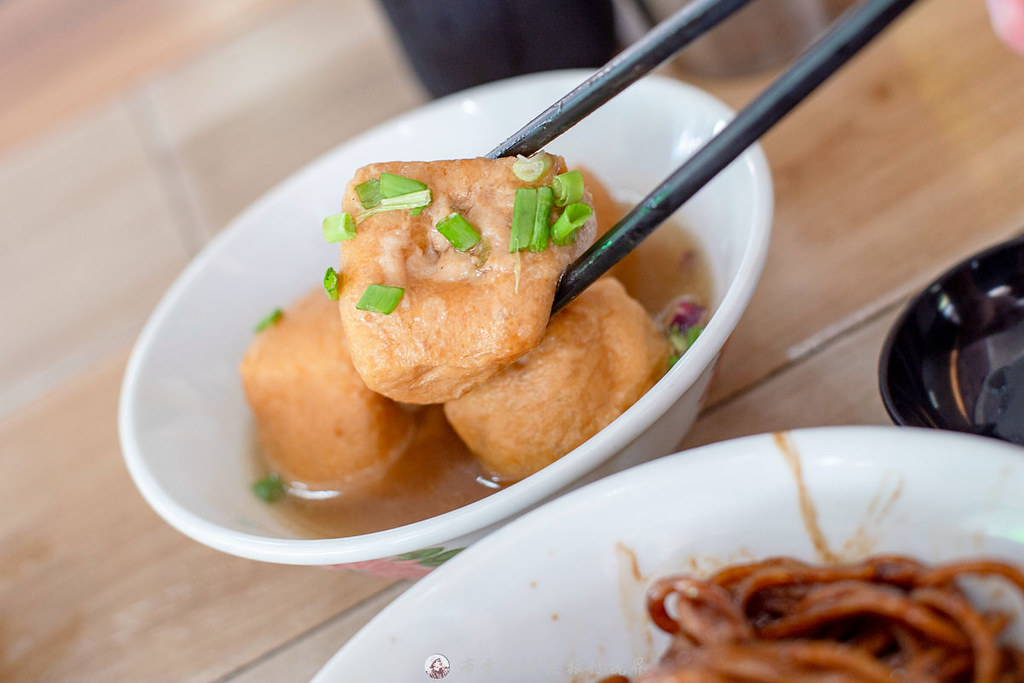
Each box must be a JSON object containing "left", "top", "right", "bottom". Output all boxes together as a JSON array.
[
  {"left": 337, "top": 157, "right": 597, "bottom": 404},
  {"left": 240, "top": 289, "right": 413, "bottom": 492},
  {"left": 444, "top": 277, "right": 670, "bottom": 482}
]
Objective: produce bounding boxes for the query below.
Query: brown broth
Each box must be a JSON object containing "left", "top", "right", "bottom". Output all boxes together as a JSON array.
[
  {"left": 259, "top": 203, "right": 714, "bottom": 539},
  {"left": 609, "top": 204, "right": 714, "bottom": 323},
  {"left": 266, "top": 406, "right": 494, "bottom": 538}
]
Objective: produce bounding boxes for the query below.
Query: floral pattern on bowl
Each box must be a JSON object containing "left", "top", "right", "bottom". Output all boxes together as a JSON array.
[{"left": 334, "top": 547, "right": 465, "bottom": 578}]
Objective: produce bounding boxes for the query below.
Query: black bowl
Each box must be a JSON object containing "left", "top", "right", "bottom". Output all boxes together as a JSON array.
[{"left": 880, "top": 235, "right": 1024, "bottom": 444}]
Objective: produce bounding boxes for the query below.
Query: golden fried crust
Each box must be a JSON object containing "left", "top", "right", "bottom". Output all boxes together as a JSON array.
[
  {"left": 337, "top": 156, "right": 597, "bottom": 404},
  {"left": 443, "top": 278, "right": 669, "bottom": 482},
  {"left": 239, "top": 289, "right": 413, "bottom": 491}
]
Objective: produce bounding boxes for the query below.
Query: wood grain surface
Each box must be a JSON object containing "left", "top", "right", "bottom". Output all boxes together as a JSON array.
[{"left": 1, "top": 0, "right": 1022, "bottom": 680}]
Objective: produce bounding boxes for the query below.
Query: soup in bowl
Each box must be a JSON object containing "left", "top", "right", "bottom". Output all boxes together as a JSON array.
[{"left": 117, "top": 70, "right": 773, "bottom": 573}]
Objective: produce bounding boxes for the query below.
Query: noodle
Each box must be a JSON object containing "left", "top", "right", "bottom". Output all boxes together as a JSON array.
[{"left": 615, "top": 556, "right": 1024, "bottom": 682}]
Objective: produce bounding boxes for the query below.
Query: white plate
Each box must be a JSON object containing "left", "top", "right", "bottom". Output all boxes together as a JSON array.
[{"left": 314, "top": 426, "right": 1024, "bottom": 681}]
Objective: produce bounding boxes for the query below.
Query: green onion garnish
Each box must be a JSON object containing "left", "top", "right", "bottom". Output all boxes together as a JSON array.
[
  {"left": 509, "top": 187, "right": 538, "bottom": 252},
  {"left": 686, "top": 325, "right": 703, "bottom": 348},
  {"left": 470, "top": 236, "right": 491, "bottom": 268},
  {"left": 668, "top": 328, "right": 686, "bottom": 356},
  {"left": 529, "top": 186, "right": 554, "bottom": 252},
  {"left": 550, "top": 202, "right": 593, "bottom": 246},
  {"left": 254, "top": 308, "right": 283, "bottom": 332},
  {"left": 322, "top": 212, "right": 356, "bottom": 243},
  {"left": 668, "top": 324, "right": 704, "bottom": 367},
  {"left": 553, "top": 169, "right": 585, "bottom": 207},
  {"left": 355, "top": 189, "right": 432, "bottom": 224},
  {"left": 252, "top": 473, "right": 285, "bottom": 503},
  {"left": 512, "top": 153, "right": 552, "bottom": 182},
  {"left": 380, "top": 172, "right": 428, "bottom": 198},
  {"left": 355, "top": 178, "right": 382, "bottom": 209},
  {"left": 323, "top": 267, "right": 340, "bottom": 301},
  {"left": 513, "top": 251, "right": 522, "bottom": 293},
  {"left": 356, "top": 284, "right": 404, "bottom": 314},
  {"left": 436, "top": 212, "right": 481, "bottom": 252}
]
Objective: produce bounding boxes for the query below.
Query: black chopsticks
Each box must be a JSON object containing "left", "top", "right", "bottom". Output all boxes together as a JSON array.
[
  {"left": 489, "top": 0, "right": 922, "bottom": 314},
  {"left": 485, "top": 0, "right": 755, "bottom": 160}
]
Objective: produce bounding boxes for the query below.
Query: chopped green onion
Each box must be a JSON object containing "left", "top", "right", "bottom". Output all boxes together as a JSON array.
[
  {"left": 512, "top": 153, "right": 552, "bottom": 182},
  {"left": 356, "top": 284, "right": 404, "bottom": 314},
  {"left": 380, "top": 172, "right": 428, "bottom": 198},
  {"left": 322, "top": 212, "right": 356, "bottom": 243},
  {"left": 355, "top": 189, "right": 432, "bottom": 224},
  {"left": 529, "top": 186, "right": 554, "bottom": 252},
  {"left": 513, "top": 251, "right": 522, "bottom": 293},
  {"left": 553, "top": 169, "right": 585, "bottom": 207},
  {"left": 252, "top": 473, "right": 285, "bottom": 503},
  {"left": 470, "top": 236, "right": 491, "bottom": 268},
  {"left": 668, "top": 324, "right": 704, "bottom": 367},
  {"left": 355, "top": 178, "right": 381, "bottom": 209},
  {"left": 550, "top": 202, "right": 593, "bottom": 246},
  {"left": 668, "top": 328, "right": 686, "bottom": 355},
  {"left": 409, "top": 207, "right": 424, "bottom": 217},
  {"left": 436, "top": 212, "right": 481, "bottom": 252},
  {"left": 323, "top": 267, "right": 340, "bottom": 301},
  {"left": 254, "top": 308, "right": 283, "bottom": 332},
  {"left": 509, "top": 187, "right": 538, "bottom": 252},
  {"left": 686, "top": 325, "right": 703, "bottom": 348}
]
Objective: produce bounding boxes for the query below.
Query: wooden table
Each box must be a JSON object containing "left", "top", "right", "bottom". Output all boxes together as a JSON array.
[{"left": 2, "top": 0, "right": 1024, "bottom": 680}]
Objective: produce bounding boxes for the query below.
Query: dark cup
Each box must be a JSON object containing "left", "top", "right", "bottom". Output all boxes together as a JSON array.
[
  {"left": 377, "top": 0, "right": 618, "bottom": 98},
  {"left": 879, "top": 234, "right": 1024, "bottom": 445}
]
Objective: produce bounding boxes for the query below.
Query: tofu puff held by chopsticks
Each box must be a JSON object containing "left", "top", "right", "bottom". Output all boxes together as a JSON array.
[
  {"left": 336, "top": 157, "right": 597, "bottom": 405},
  {"left": 444, "top": 277, "right": 670, "bottom": 482},
  {"left": 239, "top": 289, "right": 414, "bottom": 492}
]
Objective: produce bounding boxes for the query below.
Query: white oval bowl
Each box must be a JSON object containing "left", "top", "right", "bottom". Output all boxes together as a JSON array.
[
  {"left": 314, "top": 426, "right": 1024, "bottom": 681},
  {"left": 118, "top": 70, "right": 773, "bottom": 567}
]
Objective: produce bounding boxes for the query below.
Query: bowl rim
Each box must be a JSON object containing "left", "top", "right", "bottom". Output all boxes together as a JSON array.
[
  {"left": 315, "top": 424, "right": 1024, "bottom": 679},
  {"left": 878, "top": 233, "right": 1024, "bottom": 430},
  {"left": 118, "top": 69, "right": 774, "bottom": 564}
]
